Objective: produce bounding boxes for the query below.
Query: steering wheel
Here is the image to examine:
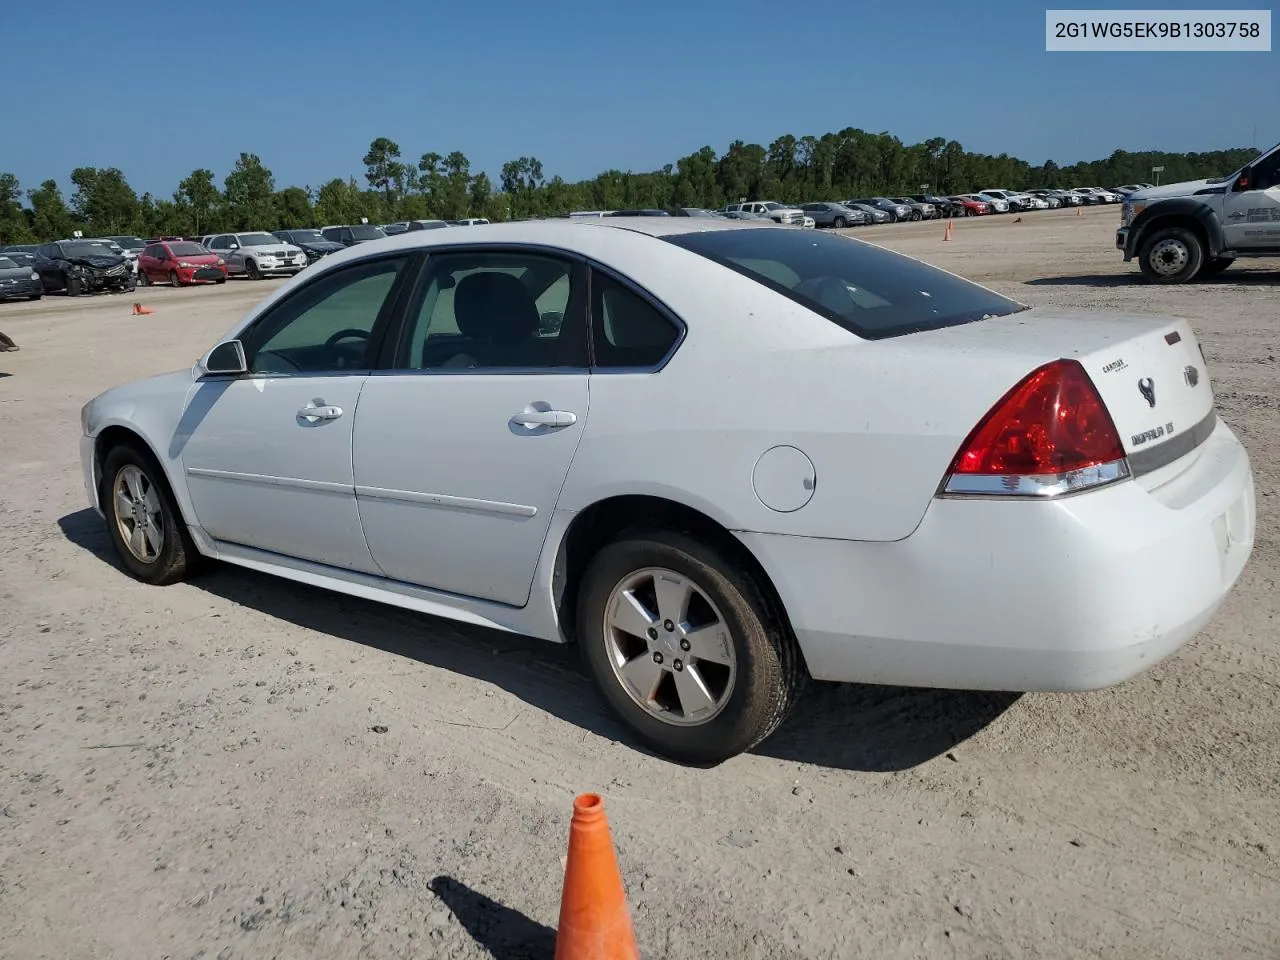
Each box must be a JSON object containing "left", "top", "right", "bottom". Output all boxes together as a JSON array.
[{"left": 325, "top": 328, "right": 371, "bottom": 350}]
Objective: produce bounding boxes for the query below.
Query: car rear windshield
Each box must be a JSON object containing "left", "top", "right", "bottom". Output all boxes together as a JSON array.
[
  {"left": 168, "top": 242, "right": 207, "bottom": 257},
  {"left": 664, "top": 228, "right": 1027, "bottom": 340}
]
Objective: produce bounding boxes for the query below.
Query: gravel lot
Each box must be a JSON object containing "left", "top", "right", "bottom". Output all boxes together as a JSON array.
[{"left": 1, "top": 207, "right": 1277, "bottom": 960}]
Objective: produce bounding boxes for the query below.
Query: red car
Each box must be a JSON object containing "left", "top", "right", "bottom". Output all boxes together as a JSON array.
[
  {"left": 951, "top": 195, "right": 993, "bottom": 216},
  {"left": 137, "top": 240, "right": 227, "bottom": 287}
]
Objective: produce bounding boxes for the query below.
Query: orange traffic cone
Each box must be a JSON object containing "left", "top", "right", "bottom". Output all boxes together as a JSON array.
[
  {"left": 1076, "top": 206, "right": 1082, "bottom": 217},
  {"left": 943, "top": 219, "right": 953, "bottom": 241},
  {"left": 132, "top": 302, "right": 153, "bottom": 315},
  {"left": 554, "top": 794, "right": 639, "bottom": 960}
]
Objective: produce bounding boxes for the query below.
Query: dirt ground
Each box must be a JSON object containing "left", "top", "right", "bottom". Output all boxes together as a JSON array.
[{"left": 1, "top": 207, "right": 1277, "bottom": 960}]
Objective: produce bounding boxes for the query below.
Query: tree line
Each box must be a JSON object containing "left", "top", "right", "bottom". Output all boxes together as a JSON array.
[{"left": 0, "top": 130, "right": 1259, "bottom": 244}]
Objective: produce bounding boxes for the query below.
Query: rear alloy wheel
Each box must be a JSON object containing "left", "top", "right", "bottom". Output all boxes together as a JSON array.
[
  {"left": 101, "top": 444, "right": 196, "bottom": 585},
  {"left": 169, "top": 270, "right": 181, "bottom": 287},
  {"left": 1138, "top": 226, "right": 1205, "bottom": 284},
  {"left": 577, "top": 529, "right": 804, "bottom": 764},
  {"left": 245, "top": 259, "right": 261, "bottom": 281}
]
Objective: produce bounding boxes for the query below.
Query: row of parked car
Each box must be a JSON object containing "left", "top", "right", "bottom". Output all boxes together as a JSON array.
[{"left": 0, "top": 219, "right": 497, "bottom": 298}]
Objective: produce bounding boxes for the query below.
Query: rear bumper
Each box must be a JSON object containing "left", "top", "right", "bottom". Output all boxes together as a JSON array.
[{"left": 740, "top": 420, "right": 1255, "bottom": 691}]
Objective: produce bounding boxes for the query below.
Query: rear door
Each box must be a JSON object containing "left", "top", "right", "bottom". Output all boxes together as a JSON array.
[{"left": 352, "top": 248, "right": 590, "bottom": 607}]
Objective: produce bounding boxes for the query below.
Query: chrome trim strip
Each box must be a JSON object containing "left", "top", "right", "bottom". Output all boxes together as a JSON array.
[
  {"left": 185, "top": 467, "right": 351, "bottom": 496},
  {"left": 939, "top": 460, "right": 1131, "bottom": 499},
  {"left": 354, "top": 485, "right": 537, "bottom": 518},
  {"left": 1128, "top": 409, "right": 1218, "bottom": 478}
]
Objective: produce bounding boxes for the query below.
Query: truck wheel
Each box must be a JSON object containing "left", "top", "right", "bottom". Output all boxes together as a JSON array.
[
  {"left": 1138, "top": 227, "right": 1204, "bottom": 284},
  {"left": 1200, "top": 257, "right": 1235, "bottom": 278}
]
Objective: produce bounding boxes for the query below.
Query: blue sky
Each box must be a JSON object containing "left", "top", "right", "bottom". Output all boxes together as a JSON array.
[{"left": 3, "top": 0, "right": 1271, "bottom": 198}]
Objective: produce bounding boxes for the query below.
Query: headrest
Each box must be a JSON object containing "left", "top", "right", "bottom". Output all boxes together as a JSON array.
[{"left": 454, "top": 272, "right": 540, "bottom": 343}]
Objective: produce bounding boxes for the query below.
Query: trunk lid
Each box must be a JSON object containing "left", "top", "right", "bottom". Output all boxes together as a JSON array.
[{"left": 910, "top": 307, "right": 1214, "bottom": 467}]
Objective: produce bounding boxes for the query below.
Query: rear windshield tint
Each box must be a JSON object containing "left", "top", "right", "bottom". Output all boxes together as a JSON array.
[{"left": 663, "top": 228, "right": 1026, "bottom": 339}]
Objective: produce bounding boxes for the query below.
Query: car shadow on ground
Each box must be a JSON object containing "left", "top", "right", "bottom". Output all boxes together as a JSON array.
[
  {"left": 58, "top": 509, "right": 1018, "bottom": 772},
  {"left": 429, "top": 876, "right": 555, "bottom": 960},
  {"left": 1026, "top": 268, "right": 1280, "bottom": 288}
]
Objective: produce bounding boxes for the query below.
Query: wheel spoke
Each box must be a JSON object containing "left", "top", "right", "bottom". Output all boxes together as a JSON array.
[
  {"left": 129, "top": 524, "right": 148, "bottom": 560},
  {"left": 123, "top": 468, "right": 145, "bottom": 501},
  {"left": 143, "top": 524, "right": 163, "bottom": 556},
  {"left": 143, "top": 486, "right": 161, "bottom": 516},
  {"left": 619, "top": 655, "right": 663, "bottom": 703},
  {"left": 654, "top": 574, "right": 692, "bottom": 626},
  {"left": 115, "top": 491, "right": 134, "bottom": 517},
  {"left": 610, "top": 591, "right": 657, "bottom": 640},
  {"left": 672, "top": 664, "right": 716, "bottom": 718},
  {"left": 682, "top": 623, "right": 733, "bottom": 665}
]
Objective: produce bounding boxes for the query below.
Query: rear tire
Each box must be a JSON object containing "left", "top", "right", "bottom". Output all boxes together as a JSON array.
[
  {"left": 100, "top": 442, "right": 198, "bottom": 586},
  {"left": 1138, "top": 226, "right": 1205, "bottom": 284},
  {"left": 28, "top": 294, "right": 41, "bottom": 301},
  {"left": 910, "top": 210, "right": 922, "bottom": 221},
  {"left": 576, "top": 528, "right": 804, "bottom": 765}
]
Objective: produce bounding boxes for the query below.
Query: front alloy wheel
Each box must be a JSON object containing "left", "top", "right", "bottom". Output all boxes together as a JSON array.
[
  {"left": 101, "top": 444, "right": 196, "bottom": 585},
  {"left": 114, "top": 464, "right": 164, "bottom": 563}
]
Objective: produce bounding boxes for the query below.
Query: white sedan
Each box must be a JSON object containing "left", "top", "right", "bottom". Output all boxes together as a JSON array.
[{"left": 78, "top": 218, "right": 1256, "bottom": 764}]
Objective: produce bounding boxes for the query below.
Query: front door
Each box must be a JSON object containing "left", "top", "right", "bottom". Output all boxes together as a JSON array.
[
  {"left": 1222, "top": 149, "right": 1280, "bottom": 251},
  {"left": 353, "top": 249, "right": 590, "bottom": 607},
  {"left": 178, "top": 253, "right": 414, "bottom": 572}
]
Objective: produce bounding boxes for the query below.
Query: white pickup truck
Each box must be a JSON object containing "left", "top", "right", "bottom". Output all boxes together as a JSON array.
[
  {"left": 1116, "top": 140, "right": 1280, "bottom": 283},
  {"left": 724, "top": 201, "right": 807, "bottom": 226}
]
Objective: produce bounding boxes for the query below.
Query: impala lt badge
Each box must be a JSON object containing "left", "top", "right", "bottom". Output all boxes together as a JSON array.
[
  {"left": 1184, "top": 365, "right": 1200, "bottom": 387},
  {"left": 1138, "top": 377, "right": 1156, "bottom": 407}
]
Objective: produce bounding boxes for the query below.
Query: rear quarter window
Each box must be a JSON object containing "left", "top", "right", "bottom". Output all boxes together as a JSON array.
[{"left": 664, "top": 228, "right": 1027, "bottom": 340}]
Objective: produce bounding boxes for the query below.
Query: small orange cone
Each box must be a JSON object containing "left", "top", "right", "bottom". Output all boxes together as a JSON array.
[
  {"left": 132, "top": 302, "right": 153, "bottom": 315},
  {"left": 1076, "top": 206, "right": 1082, "bottom": 217},
  {"left": 943, "top": 219, "right": 953, "bottom": 241},
  {"left": 554, "top": 794, "right": 639, "bottom": 960}
]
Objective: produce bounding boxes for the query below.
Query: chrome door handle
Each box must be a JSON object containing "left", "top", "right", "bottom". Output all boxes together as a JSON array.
[
  {"left": 511, "top": 409, "right": 577, "bottom": 428},
  {"left": 298, "top": 403, "right": 343, "bottom": 422}
]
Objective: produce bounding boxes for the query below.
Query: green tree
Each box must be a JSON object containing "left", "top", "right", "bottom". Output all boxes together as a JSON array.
[
  {"left": 439, "top": 151, "right": 471, "bottom": 220},
  {"left": 314, "top": 177, "right": 365, "bottom": 226},
  {"left": 275, "top": 186, "right": 313, "bottom": 227},
  {"left": 468, "top": 172, "right": 493, "bottom": 218},
  {"left": 0, "top": 173, "right": 34, "bottom": 244},
  {"left": 363, "top": 137, "right": 404, "bottom": 211},
  {"left": 417, "top": 152, "right": 444, "bottom": 215},
  {"left": 69, "top": 167, "right": 139, "bottom": 234},
  {"left": 222, "top": 153, "right": 276, "bottom": 230},
  {"left": 175, "top": 168, "right": 221, "bottom": 235},
  {"left": 28, "top": 180, "right": 74, "bottom": 240},
  {"left": 500, "top": 156, "right": 544, "bottom": 218}
]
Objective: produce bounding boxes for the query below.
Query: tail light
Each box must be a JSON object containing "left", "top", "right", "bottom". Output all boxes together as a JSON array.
[{"left": 941, "top": 359, "right": 1129, "bottom": 498}]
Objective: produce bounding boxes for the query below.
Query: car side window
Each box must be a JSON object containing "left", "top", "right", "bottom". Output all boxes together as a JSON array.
[
  {"left": 397, "top": 251, "right": 585, "bottom": 371},
  {"left": 590, "top": 272, "right": 681, "bottom": 370},
  {"left": 242, "top": 256, "right": 409, "bottom": 376},
  {"left": 1249, "top": 152, "right": 1280, "bottom": 191}
]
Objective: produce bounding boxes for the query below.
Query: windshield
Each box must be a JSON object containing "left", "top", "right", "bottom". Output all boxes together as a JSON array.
[
  {"left": 289, "top": 230, "right": 326, "bottom": 243},
  {"left": 664, "top": 228, "right": 1026, "bottom": 340},
  {"left": 62, "top": 242, "right": 118, "bottom": 258},
  {"left": 90, "top": 241, "right": 123, "bottom": 253},
  {"left": 351, "top": 225, "right": 386, "bottom": 240},
  {"left": 109, "top": 236, "right": 146, "bottom": 250},
  {"left": 0, "top": 257, "right": 17, "bottom": 270},
  {"left": 168, "top": 242, "right": 208, "bottom": 257},
  {"left": 238, "top": 233, "right": 278, "bottom": 246}
]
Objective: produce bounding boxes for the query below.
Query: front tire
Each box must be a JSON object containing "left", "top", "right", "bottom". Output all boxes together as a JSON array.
[
  {"left": 169, "top": 270, "right": 181, "bottom": 287},
  {"left": 577, "top": 529, "right": 804, "bottom": 764},
  {"left": 245, "top": 259, "right": 261, "bottom": 281},
  {"left": 28, "top": 294, "right": 41, "bottom": 301},
  {"left": 910, "top": 210, "right": 922, "bottom": 221},
  {"left": 100, "top": 443, "right": 197, "bottom": 585},
  {"left": 138, "top": 269, "right": 150, "bottom": 287},
  {"left": 833, "top": 216, "right": 846, "bottom": 229},
  {"left": 1138, "top": 226, "right": 1205, "bottom": 284},
  {"left": 65, "top": 274, "right": 83, "bottom": 297}
]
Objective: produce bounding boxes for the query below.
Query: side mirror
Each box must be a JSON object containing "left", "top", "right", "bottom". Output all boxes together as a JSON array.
[
  {"left": 200, "top": 340, "right": 248, "bottom": 376},
  {"left": 228, "top": 242, "right": 240, "bottom": 250}
]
